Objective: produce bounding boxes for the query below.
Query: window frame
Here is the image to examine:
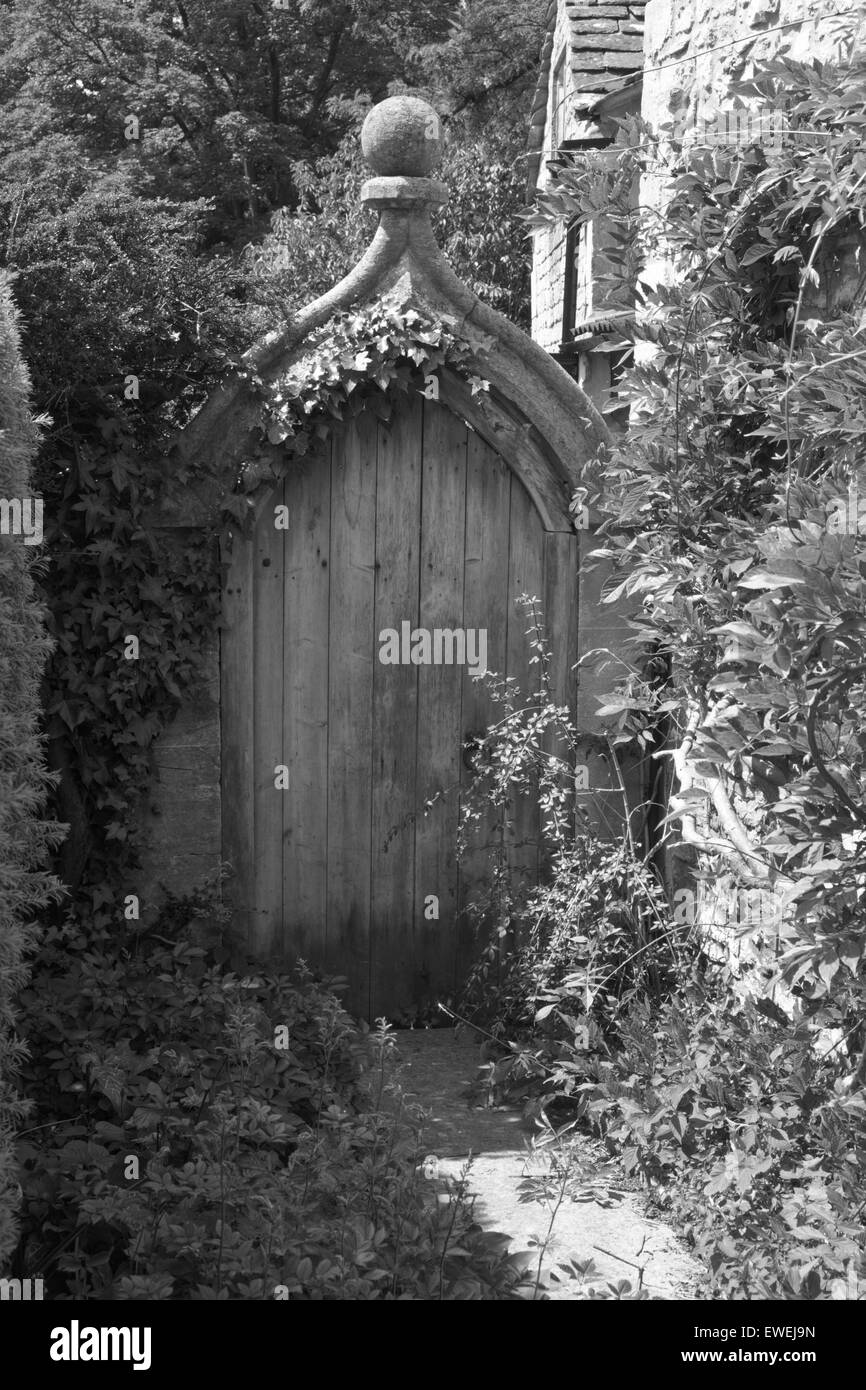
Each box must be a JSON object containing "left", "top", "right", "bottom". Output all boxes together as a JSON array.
[{"left": 549, "top": 48, "right": 568, "bottom": 157}]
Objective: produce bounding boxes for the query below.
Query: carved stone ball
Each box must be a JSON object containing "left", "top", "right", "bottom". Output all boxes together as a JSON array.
[{"left": 360, "top": 96, "right": 442, "bottom": 178}]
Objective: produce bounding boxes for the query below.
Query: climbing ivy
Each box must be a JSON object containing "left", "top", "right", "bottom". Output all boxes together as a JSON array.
[
  {"left": 245, "top": 293, "right": 488, "bottom": 487},
  {"left": 41, "top": 410, "right": 229, "bottom": 927},
  {"left": 43, "top": 291, "right": 488, "bottom": 927}
]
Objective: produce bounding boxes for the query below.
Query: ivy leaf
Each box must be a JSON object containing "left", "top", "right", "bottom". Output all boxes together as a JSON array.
[{"left": 740, "top": 243, "right": 775, "bottom": 265}]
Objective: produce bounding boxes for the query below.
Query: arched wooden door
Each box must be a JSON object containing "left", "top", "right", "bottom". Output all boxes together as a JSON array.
[{"left": 221, "top": 389, "right": 578, "bottom": 1019}]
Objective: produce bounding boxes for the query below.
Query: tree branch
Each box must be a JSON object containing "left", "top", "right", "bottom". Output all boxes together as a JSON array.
[
  {"left": 806, "top": 664, "right": 866, "bottom": 826},
  {"left": 668, "top": 699, "right": 774, "bottom": 880},
  {"left": 268, "top": 45, "right": 281, "bottom": 126},
  {"left": 307, "top": 18, "right": 347, "bottom": 117}
]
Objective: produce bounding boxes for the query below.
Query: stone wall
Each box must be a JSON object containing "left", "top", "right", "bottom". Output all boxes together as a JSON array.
[
  {"left": 532, "top": 221, "right": 570, "bottom": 353},
  {"left": 642, "top": 0, "right": 864, "bottom": 135},
  {"left": 640, "top": 0, "right": 866, "bottom": 294}
]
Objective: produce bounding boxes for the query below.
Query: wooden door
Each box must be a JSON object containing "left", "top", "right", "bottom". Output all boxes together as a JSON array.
[{"left": 222, "top": 391, "right": 578, "bottom": 1019}]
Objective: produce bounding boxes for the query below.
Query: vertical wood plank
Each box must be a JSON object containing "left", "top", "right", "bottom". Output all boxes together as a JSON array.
[
  {"left": 456, "top": 432, "right": 511, "bottom": 991},
  {"left": 369, "top": 395, "right": 423, "bottom": 1019},
  {"left": 542, "top": 531, "right": 580, "bottom": 854},
  {"left": 327, "top": 414, "right": 378, "bottom": 1017},
  {"left": 252, "top": 479, "right": 287, "bottom": 957},
  {"left": 505, "top": 473, "right": 545, "bottom": 916},
  {"left": 413, "top": 402, "right": 468, "bottom": 1008},
  {"left": 220, "top": 525, "right": 255, "bottom": 946},
  {"left": 575, "top": 539, "right": 632, "bottom": 841},
  {"left": 282, "top": 442, "right": 331, "bottom": 966},
  {"left": 543, "top": 531, "right": 579, "bottom": 720}
]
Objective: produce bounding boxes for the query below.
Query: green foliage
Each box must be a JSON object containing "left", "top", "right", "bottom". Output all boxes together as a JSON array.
[
  {"left": 457, "top": 598, "right": 677, "bottom": 1049},
  {"left": 526, "top": 44, "right": 866, "bottom": 1029},
  {"left": 254, "top": 292, "right": 488, "bottom": 459},
  {"left": 12, "top": 879, "right": 533, "bottom": 1300},
  {"left": 247, "top": 121, "right": 532, "bottom": 327},
  {"left": 5, "top": 185, "right": 252, "bottom": 425},
  {"left": 0, "top": 270, "right": 64, "bottom": 1269},
  {"left": 2, "top": 184, "right": 252, "bottom": 917},
  {"left": 569, "top": 976, "right": 866, "bottom": 1300},
  {"left": 0, "top": 161, "right": 254, "bottom": 914},
  {"left": 39, "top": 407, "right": 229, "bottom": 913},
  {"left": 409, "top": 0, "right": 545, "bottom": 141},
  {"left": 435, "top": 137, "right": 532, "bottom": 328},
  {"left": 583, "top": 52, "right": 866, "bottom": 1043},
  {"left": 0, "top": 0, "right": 451, "bottom": 243},
  {"left": 466, "top": 45, "right": 866, "bottom": 1301}
]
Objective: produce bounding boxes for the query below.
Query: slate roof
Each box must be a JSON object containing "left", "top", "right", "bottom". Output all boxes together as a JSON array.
[{"left": 527, "top": 0, "right": 647, "bottom": 194}]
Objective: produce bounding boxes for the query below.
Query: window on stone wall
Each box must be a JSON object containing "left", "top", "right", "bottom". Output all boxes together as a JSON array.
[
  {"left": 562, "top": 221, "right": 591, "bottom": 341},
  {"left": 550, "top": 50, "right": 567, "bottom": 156},
  {"left": 574, "top": 222, "right": 591, "bottom": 326}
]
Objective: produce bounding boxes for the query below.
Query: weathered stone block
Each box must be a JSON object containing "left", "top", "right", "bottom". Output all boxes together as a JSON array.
[
  {"left": 572, "top": 32, "right": 645, "bottom": 50},
  {"left": 571, "top": 50, "right": 645, "bottom": 70},
  {"left": 567, "top": 5, "right": 629, "bottom": 16},
  {"left": 573, "top": 19, "right": 619, "bottom": 33},
  {"left": 572, "top": 72, "right": 621, "bottom": 89}
]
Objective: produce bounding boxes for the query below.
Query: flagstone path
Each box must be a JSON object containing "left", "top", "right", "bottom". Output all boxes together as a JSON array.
[{"left": 395, "top": 1027, "right": 703, "bottom": 1301}]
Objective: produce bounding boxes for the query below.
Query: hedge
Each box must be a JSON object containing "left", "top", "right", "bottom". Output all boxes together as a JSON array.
[{"left": 0, "top": 269, "right": 63, "bottom": 1270}]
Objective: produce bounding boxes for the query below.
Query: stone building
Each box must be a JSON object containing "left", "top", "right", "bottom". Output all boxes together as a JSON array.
[
  {"left": 528, "top": 0, "right": 644, "bottom": 406},
  {"left": 528, "top": 0, "right": 866, "bottom": 402}
]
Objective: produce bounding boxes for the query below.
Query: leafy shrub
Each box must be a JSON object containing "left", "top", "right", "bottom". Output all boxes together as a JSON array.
[
  {"left": 0, "top": 177, "right": 253, "bottom": 914},
  {"left": 12, "top": 878, "right": 533, "bottom": 1300},
  {"left": 468, "top": 42, "right": 866, "bottom": 1301},
  {"left": 246, "top": 117, "right": 531, "bottom": 327},
  {"left": 534, "top": 48, "right": 866, "bottom": 1072},
  {"left": 457, "top": 599, "right": 677, "bottom": 1047},
  {"left": 569, "top": 973, "right": 866, "bottom": 1299},
  {"left": 457, "top": 626, "right": 866, "bottom": 1298},
  {"left": 0, "top": 270, "right": 63, "bottom": 1269}
]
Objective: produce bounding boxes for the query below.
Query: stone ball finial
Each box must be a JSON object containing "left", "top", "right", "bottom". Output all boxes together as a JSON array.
[{"left": 361, "top": 96, "right": 442, "bottom": 178}]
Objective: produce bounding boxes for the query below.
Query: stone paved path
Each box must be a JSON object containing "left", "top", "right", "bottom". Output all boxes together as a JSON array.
[{"left": 395, "top": 1027, "right": 702, "bottom": 1300}]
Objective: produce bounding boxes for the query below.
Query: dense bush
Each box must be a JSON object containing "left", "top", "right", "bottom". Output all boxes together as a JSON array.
[
  {"left": 11, "top": 878, "right": 533, "bottom": 1300},
  {"left": 461, "top": 43, "right": 866, "bottom": 1300},
  {"left": 458, "top": 674, "right": 866, "bottom": 1297},
  {"left": 246, "top": 116, "right": 531, "bottom": 328},
  {"left": 2, "top": 181, "right": 252, "bottom": 911},
  {"left": 575, "top": 976, "right": 866, "bottom": 1300},
  {"left": 455, "top": 597, "right": 676, "bottom": 1045},
  {"left": 0, "top": 270, "right": 63, "bottom": 1269},
  {"left": 529, "top": 48, "right": 866, "bottom": 1049}
]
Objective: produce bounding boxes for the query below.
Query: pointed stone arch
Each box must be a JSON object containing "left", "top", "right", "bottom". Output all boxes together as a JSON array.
[{"left": 143, "top": 96, "right": 629, "bottom": 1018}]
